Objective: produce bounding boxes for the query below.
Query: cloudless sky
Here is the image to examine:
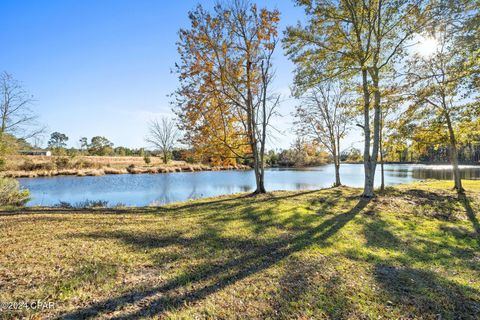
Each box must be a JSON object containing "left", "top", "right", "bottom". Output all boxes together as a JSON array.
[{"left": 0, "top": 0, "right": 362, "bottom": 150}]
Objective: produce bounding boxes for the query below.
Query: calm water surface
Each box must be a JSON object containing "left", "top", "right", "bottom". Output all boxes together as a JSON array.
[{"left": 18, "top": 164, "right": 480, "bottom": 207}]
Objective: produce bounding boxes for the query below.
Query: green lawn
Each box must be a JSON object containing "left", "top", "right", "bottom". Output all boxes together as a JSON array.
[{"left": 1, "top": 180, "right": 479, "bottom": 319}]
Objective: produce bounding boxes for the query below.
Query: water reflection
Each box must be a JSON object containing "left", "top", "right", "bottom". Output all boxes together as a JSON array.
[
  {"left": 411, "top": 167, "right": 480, "bottom": 180},
  {"left": 18, "top": 164, "right": 480, "bottom": 207}
]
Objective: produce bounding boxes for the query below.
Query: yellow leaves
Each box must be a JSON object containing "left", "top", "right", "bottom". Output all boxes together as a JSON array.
[
  {"left": 256, "top": 9, "right": 280, "bottom": 42},
  {"left": 175, "top": 2, "right": 280, "bottom": 164}
]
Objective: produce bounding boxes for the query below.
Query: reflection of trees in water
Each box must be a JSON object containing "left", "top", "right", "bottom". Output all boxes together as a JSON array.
[
  {"left": 152, "top": 175, "right": 175, "bottom": 205},
  {"left": 239, "top": 185, "right": 251, "bottom": 192},
  {"left": 295, "top": 183, "right": 317, "bottom": 190},
  {"left": 187, "top": 184, "right": 203, "bottom": 200},
  {"left": 212, "top": 184, "right": 252, "bottom": 193},
  {"left": 412, "top": 168, "right": 480, "bottom": 180},
  {"left": 383, "top": 168, "right": 409, "bottom": 178}
]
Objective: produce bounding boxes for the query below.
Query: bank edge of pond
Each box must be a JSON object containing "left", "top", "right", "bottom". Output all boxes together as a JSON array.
[
  {"left": 8, "top": 179, "right": 480, "bottom": 212},
  {"left": 2, "top": 164, "right": 251, "bottom": 178}
]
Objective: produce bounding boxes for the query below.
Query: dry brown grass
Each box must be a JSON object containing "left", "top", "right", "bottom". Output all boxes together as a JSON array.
[{"left": 2, "top": 156, "right": 250, "bottom": 178}]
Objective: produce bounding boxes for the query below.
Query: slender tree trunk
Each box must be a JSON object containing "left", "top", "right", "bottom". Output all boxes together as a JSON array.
[
  {"left": 245, "top": 59, "right": 266, "bottom": 195},
  {"left": 334, "top": 162, "right": 341, "bottom": 187},
  {"left": 163, "top": 152, "right": 168, "bottom": 164},
  {"left": 380, "top": 111, "right": 385, "bottom": 191},
  {"left": 362, "top": 68, "right": 381, "bottom": 198},
  {"left": 380, "top": 149, "right": 385, "bottom": 191},
  {"left": 257, "top": 62, "right": 268, "bottom": 195},
  {"left": 251, "top": 133, "right": 266, "bottom": 194},
  {"left": 334, "top": 135, "right": 341, "bottom": 187},
  {"left": 258, "top": 166, "right": 266, "bottom": 193},
  {"left": 361, "top": 69, "right": 374, "bottom": 197},
  {"left": 248, "top": 125, "right": 262, "bottom": 194},
  {"left": 445, "top": 113, "right": 464, "bottom": 193},
  {"left": 363, "top": 69, "right": 382, "bottom": 197},
  {"left": 252, "top": 149, "right": 266, "bottom": 194}
]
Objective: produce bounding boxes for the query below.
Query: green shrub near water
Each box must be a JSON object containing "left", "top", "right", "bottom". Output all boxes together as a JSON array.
[{"left": 0, "top": 177, "right": 30, "bottom": 206}]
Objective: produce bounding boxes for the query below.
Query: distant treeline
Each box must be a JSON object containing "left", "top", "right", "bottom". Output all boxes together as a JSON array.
[
  {"left": 386, "top": 144, "right": 480, "bottom": 164},
  {"left": 11, "top": 129, "right": 480, "bottom": 168}
]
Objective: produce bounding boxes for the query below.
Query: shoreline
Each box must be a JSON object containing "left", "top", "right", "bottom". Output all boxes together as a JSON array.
[
  {"left": 2, "top": 164, "right": 251, "bottom": 178},
  {"left": 5, "top": 179, "right": 480, "bottom": 211},
  {"left": 5, "top": 161, "right": 480, "bottom": 179}
]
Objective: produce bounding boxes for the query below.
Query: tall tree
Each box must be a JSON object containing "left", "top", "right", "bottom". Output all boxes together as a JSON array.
[
  {"left": 457, "top": 0, "right": 479, "bottom": 90},
  {"left": 284, "top": 0, "right": 431, "bottom": 197},
  {"left": 48, "top": 132, "right": 69, "bottom": 149},
  {"left": 88, "top": 136, "right": 114, "bottom": 156},
  {"left": 294, "top": 81, "right": 353, "bottom": 186},
  {"left": 402, "top": 2, "right": 479, "bottom": 192},
  {"left": 79, "top": 137, "right": 88, "bottom": 151},
  {"left": 174, "top": 0, "right": 280, "bottom": 194},
  {"left": 146, "top": 117, "right": 180, "bottom": 164},
  {"left": 0, "top": 72, "right": 43, "bottom": 152}
]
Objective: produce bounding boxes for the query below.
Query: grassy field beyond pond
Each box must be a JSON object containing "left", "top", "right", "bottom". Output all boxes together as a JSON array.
[
  {"left": 3, "top": 155, "right": 249, "bottom": 178},
  {"left": 0, "top": 180, "right": 479, "bottom": 319}
]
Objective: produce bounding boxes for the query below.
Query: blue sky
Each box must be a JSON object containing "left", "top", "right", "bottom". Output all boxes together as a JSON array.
[{"left": 0, "top": 0, "right": 362, "bottom": 150}]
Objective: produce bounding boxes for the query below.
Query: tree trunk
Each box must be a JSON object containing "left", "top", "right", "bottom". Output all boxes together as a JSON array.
[
  {"left": 380, "top": 111, "right": 385, "bottom": 192},
  {"left": 334, "top": 162, "right": 341, "bottom": 187},
  {"left": 334, "top": 135, "right": 341, "bottom": 187},
  {"left": 252, "top": 148, "right": 266, "bottom": 194},
  {"left": 380, "top": 153, "right": 385, "bottom": 191},
  {"left": 361, "top": 69, "right": 373, "bottom": 197},
  {"left": 361, "top": 68, "right": 381, "bottom": 198},
  {"left": 257, "top": 166, "right": 266, "bottom": 194},
  {"left": 445, "top": 113, "right": 464, "bottom": 193},
  {"left": 245, "top": 59, "right": 265, "bottom": 195},
  {"left": 363, "top": 69, "right": 382, "bottom": 197},
  {"left": 163, "top": 152, "right": 168, "bottom": 164}
]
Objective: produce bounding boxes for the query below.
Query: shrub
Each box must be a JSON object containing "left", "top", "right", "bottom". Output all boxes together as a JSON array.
[
  {"left": 112, "top": 202, "right": 127, "bottom": 208},
  {"left": 38, "top": 162, "right": 55, "bottom": 171},
  {"left": 19, "top": 159, "right": 35, "bottom": 171},
  {"left": 54, "top": 199, "right": 109, "bottom": 209},
  {"left": 127, "top": 164, "right": 136, "bottom": 173},
  {"left": 55, "top": 157, "right": 70, "bottom": 170},
  {"left": 74, "top": 199, "right": 108, "bottom": 208},
  {"left": 0, "top": 158, "right": 6, "bottom": 171},
  {"left": 53, "top": 201, "right": 73, "bottom": 209},
  {"left": 19, "top": 160, "right": 55, "bottom": 171},
  {"left": 75, "top": 159, "right": 96, "bottom": 169},
  {"left": 143, "top": 155, "right": 151, "bottom": 164},
  {"left": 0, "top": 178, "right": 30, "bottom": 206}
]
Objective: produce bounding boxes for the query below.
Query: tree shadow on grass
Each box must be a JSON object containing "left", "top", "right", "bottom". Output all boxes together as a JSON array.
[
  {"left": 358, "top": 201, "right": 480, "bottom": 318},
  {"left": 362, "top": 218, "right": 402, "bottom": 250},
  {"left": 374, "top": 264, "right": 480, "bottom": 318},
  {"left": 381, "top": 188, "right": 462, "bottom": 221},
  {"left": 458, "top": 193, "right": 480, "bottom": 238},
  {"left": 0, "top": 189, "right": 322, "bottom": 217},
  {"left": 274, "top": 255, "right": 355, "bottom": 319},
  {"left": 62, "top": 198, "right": 370, "bottom": 319}
]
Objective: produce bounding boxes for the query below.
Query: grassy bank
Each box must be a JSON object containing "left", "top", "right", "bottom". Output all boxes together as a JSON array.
[
  {"left": 1, "top": 180, "right": 479, "bottom": 319},
  {"left": 2, "top": 155, "right": 249, "bottom": 178}
]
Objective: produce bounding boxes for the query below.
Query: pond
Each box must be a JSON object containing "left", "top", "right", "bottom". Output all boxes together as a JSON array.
[{"left": 18, "top": 163, "right": 480, "bottom": 207}]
